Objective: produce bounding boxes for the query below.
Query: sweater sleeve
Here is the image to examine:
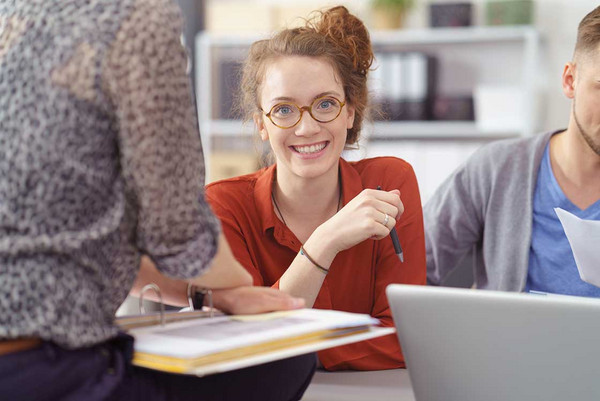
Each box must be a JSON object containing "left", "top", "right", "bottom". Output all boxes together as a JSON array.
[
  {"left": 103, "top": 0, "right": 219, "bottom": 279},
  {"left": 319, "top": 161, "right": 427, "bottom": 371},
  {"left": 424, "top": 150, "right": 487, "bottom": 286}
]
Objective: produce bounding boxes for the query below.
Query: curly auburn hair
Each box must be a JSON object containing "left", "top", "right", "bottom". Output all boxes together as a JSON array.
[{"left": 239, "top": 6, "right": 374, "bottom": 146}]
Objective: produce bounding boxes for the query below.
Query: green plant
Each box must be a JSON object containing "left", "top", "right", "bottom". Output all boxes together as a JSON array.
[{"left": 371, "top": 0, "right": 416, "bottom": 11}]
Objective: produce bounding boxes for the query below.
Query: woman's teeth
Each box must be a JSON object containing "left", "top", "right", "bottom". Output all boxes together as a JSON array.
[{"left": 293, "top": 142, "right": 326, "bottom": 154}]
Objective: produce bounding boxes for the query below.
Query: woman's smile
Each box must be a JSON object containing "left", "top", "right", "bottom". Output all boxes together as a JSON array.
[{"left": 290, "top": 141, "right": 329, "bottom": 159}]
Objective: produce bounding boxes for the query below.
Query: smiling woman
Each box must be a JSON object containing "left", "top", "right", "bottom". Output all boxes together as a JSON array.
[
  {"left": 205, "top": 6, "right": 427, "bottom": 371},
  {"left": 256, "top": 56, "right": 353, "bottom": 181}
]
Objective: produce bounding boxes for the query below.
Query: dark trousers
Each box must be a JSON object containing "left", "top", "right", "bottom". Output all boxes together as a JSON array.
[{"left": 0, "top": 334, "right": 316, "bottom": 401}]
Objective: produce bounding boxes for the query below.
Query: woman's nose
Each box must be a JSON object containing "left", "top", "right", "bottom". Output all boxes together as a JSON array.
[{"left": 294, "top": 111, "right": 320, "bottom": 137}]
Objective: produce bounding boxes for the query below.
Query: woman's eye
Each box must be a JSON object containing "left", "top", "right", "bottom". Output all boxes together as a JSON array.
[
  {"left": 274, "top": 105, "right": 294, "bottom": 116},
  {"left": 316, "top": 99, "right": 335, "bottom": 110}
]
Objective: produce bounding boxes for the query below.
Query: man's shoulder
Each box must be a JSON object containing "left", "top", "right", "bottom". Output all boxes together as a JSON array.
[
  {"left": 475, "top": 133, "right": 545, "bottom": 157},
  {"left": 466, "top": 132, "right": 552, "bottom": 173}
]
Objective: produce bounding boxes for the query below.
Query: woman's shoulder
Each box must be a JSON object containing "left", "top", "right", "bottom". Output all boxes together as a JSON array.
[
  {"left": 345, "top": 157, "right": 418, "bottom": 192},
  {"left": 205, "top": 168, "right": 267, "bottom": 200},
  {"left": 348, "top": 156, "right": 415, "bottom": 177}
]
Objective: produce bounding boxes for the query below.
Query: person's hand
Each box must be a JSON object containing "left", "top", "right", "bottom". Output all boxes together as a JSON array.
[
  {"left": 211, "top": 286, "right": 305, "bottom": 315},
  {"left": 313, "top": 188, "right": 403, "bottom": 256}
]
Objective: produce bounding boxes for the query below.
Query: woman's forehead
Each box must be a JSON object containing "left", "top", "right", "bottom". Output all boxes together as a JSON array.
[{"left": 261, "top": 56, "right": 343, "bottom": 103}]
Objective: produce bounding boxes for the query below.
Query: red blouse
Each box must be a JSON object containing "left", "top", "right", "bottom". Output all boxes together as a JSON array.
[{"left": 206, "top": 157, "right": 426, "bottom": 371}]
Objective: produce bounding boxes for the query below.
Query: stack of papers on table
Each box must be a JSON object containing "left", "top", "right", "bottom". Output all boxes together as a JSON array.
[{"left": 116, "top": 308, "right": 394, "bottom": 376}]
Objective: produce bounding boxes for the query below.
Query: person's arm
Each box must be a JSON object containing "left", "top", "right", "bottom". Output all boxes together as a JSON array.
[
  {"left": 424, "top": 159, "right": 484, "bottom": 286},
  {"left": 188, "top": 233, "right": 252, "bottom": 289},
  {"left": 130, "top": 255, "right": 303, "bottom": 314},
  {"left": 318, "top": 164, "right": 427, "bottom": 370},
  {"left": 129, "top": 233, "right": 252, "bottom": 307},
  {"left": 206, "top": 178, "right": 405, "bottom": 307},
  {"left": 103, "top": 0, "right": 244, "bottom": 284},
  {"left": 204, "top": 185, "right": 333, "bottom": 302},
  {"left": 207, "top": 185, "right": 404, "bottom": 307},
  {"left": 279, "top": 188, "right": 404, "bottom": 307}
]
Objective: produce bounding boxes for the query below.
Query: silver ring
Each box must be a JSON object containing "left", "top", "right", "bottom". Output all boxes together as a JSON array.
[{"left": 383, "top": 213, "right": 389, "bottom": 226}]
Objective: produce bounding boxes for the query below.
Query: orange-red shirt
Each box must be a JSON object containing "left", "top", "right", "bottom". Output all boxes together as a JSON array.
[{"left": 206, "top": 157, "right": 426, "bottom": 371}]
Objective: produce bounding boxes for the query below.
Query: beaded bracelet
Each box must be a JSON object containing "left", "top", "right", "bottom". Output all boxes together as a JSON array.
[{"left": 300, "top": 245, "right": 329, "bottom": 275}]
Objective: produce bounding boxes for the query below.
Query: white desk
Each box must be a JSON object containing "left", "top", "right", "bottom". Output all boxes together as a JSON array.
[{"left": 301, "top": 369, "right": 415, "bottom": 401}]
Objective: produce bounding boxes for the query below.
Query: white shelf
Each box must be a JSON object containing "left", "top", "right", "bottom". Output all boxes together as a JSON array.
[
  {"left": 198, "top": 26, "right": 539, "bottom": 47},
  {"left": 368, "top": 121, "right": 519, "bottom": 140},
  {"left": 370, "top": 26, "right": 538, "bottom": 46}
]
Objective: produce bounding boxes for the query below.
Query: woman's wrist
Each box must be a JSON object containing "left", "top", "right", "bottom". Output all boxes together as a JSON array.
[{"left": 303, "top": 228, "right": 338, "bottom": 269}]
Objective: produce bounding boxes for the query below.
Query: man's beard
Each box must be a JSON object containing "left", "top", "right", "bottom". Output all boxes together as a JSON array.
[{"left": 573, "top": 97, "right": 600, "bottom": 156}]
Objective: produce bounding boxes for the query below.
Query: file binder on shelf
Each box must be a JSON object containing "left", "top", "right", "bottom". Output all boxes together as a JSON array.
[{"left": 115, "top": 284, "right": 395, "bottom": 377}]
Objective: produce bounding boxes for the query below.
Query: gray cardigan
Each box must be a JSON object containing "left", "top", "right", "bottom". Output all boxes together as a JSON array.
[{"left": 424, "top": 131, "right": 557, "bottom": 291}]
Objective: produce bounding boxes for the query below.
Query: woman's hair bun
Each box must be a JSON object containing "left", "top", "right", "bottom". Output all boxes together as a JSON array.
[{"left": 307, "top": 6, "right": 373, "bottom": 76}]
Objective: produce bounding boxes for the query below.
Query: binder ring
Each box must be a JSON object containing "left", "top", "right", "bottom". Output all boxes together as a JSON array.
[{"left": 139, "top": 283, "right": 166, "bottom": 326}]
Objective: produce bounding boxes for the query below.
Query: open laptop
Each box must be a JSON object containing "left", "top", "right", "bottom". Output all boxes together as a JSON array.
[{"left": 386, "top": 284, "right": 600, "bottom": 401}]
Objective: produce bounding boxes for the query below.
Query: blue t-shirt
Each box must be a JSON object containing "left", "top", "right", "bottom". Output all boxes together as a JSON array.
[{"left": 526, "top": 144, "right": 600, "bottom": 296}]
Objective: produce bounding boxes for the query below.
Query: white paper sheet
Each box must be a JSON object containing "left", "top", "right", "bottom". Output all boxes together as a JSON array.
[{"left": 555, "top": 207, "right": 600, "bottom": 287}]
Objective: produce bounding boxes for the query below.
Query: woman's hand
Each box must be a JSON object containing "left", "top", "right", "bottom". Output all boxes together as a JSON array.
[
  {"left": 313, "top": 188, "right": 403, "bottom": 256},
  {"left": 132, "top": 255, "right": 304, "bottom": 314}
]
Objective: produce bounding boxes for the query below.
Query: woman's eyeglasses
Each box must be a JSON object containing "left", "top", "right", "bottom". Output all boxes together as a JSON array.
[{"left": 261, "top": 96, "right": 346, "bottom": 129}]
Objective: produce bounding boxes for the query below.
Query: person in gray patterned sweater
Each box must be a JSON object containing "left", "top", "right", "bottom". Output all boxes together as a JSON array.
[
  {"left": 0, "top": 0, "right": 315, "bottom": 399},
  {"left": 425, "top": 6, "right": 600, "bottom": 296}
]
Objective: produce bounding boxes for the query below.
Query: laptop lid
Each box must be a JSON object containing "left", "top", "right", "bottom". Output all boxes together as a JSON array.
[{"left": 386, "top": 284, "right": 600, "bottom": 401}]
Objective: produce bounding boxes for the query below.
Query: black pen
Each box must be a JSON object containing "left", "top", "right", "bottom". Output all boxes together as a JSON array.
[{"left": 377, "top": 186, "right": 404, "bottom": 263}]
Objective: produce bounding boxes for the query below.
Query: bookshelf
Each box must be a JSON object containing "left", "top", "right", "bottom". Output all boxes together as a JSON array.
[{"left": 195, "top": 26, "right": 542, "bottom": 188}]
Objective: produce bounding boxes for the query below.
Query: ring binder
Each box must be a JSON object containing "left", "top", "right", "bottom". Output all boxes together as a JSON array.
[
  {"left": 117, "top": 286, "right": 393, "bottom": 376},
  {"left": 139, "top": 283, "right": 166, "bottom": 325},
  {"left": 117, "top": 283, "right": 218, "bottom": 332}
]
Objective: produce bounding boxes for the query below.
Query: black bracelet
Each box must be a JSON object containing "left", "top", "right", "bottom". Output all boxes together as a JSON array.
[
  {"left": 186, "top": 282, "right": 200, "bottom": 309},
  {"left": 187, "top": 283, "right": 211, "bottom": 307},
  {"left": 300, "top": 245, "right": 329, "bottom": 275},
  {"left": 193, "top": 288, "right": 206, "bottom": 310}
]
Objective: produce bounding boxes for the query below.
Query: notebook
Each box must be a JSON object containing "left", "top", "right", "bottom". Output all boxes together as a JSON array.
[{"left": 386, "top": 284, "right": 600, "bottom": 401}]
